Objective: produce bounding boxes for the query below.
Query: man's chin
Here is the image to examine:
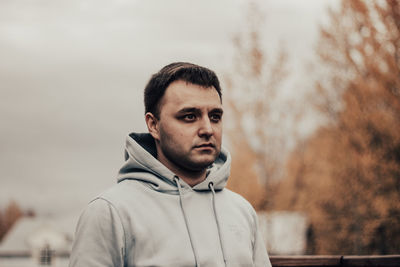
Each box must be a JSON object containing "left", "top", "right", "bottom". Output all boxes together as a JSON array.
[{"left": 188, "top": 156, "right": 217, "bottom": 170}]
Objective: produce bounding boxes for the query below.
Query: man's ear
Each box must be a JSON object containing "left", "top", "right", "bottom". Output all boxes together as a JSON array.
[{"left": 145, "top": 112, "right": 160, "bottom": 141}]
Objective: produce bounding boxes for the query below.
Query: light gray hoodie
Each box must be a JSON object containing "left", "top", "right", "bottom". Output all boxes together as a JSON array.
[{"left": 69, "top": 133, "right": 271, "bottom": 267}]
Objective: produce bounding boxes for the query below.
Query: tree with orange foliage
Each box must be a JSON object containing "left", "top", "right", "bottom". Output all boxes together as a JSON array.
[
  {"left": 224, "top": 1, "right": 291, "bottom": 210},
  {"left": 275, "top": 0, "right": 400, "bottom": 254},
  {"left": 0, "top": 200, "right": 24, "bottom": 241}
]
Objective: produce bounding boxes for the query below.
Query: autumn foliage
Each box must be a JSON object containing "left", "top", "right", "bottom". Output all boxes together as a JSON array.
[
  {"left": 274, "top": 0, "right": 400, "bottom": 254},
  {"left": 0, "top": 201, "right": 24, "bottom": 241},
  {"left": 225, "top": 2, "right": 290, "bottom": 210}
]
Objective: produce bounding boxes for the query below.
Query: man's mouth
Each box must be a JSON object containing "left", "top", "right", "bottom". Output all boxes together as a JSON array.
[{"left": 194, "top": 143, "right": 215, "bottom": 148}]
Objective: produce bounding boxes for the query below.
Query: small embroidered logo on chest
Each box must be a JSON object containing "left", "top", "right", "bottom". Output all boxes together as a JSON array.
[{"left": 228, "top": 224, "right": 245, "bottom": 241}]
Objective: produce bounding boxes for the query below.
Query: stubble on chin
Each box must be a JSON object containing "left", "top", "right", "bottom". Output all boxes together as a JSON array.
[{"left": 170, "top": 148, "right": 218, "bottom": 172}]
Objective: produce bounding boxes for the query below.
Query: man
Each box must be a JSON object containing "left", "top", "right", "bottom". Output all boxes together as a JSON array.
[{"left": 69, "top": 62, "right": 271, "bottom": 267}]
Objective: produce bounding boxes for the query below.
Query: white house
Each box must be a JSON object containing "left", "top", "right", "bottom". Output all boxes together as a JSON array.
[
  {"left": 258, "top": 211, "right": 309, "bottom": 255},
  {"left": 0, "top": 215, "right": 77, "bottom": 267}
]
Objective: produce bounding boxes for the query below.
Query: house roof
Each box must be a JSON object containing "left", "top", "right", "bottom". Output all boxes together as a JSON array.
[{"left": 0, "top": 214, "right": 78, "bottom": 254}]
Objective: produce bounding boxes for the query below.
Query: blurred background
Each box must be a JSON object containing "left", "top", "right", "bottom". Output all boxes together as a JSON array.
[{"left": 0, "top": 0, "right": 399, "bottom": 264}]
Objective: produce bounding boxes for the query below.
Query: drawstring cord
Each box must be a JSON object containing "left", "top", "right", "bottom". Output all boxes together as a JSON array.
[
  {"left": 174, "top": 177, "right": 200, "bottom": 267},
  {"left": 208, "top": 182, "right": 227, "bottom": 267}
]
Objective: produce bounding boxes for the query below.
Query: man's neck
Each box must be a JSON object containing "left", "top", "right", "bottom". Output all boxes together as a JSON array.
[
  {"left": 172, "top": 167, "right": 207, "bottom": 187},
  {"left": 156, "top": 151, "right": 207, "bottom": 187}
]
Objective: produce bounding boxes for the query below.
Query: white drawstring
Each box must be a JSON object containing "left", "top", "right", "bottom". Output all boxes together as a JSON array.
[
  {"left": 209, "top": 182, "right": 227, "bottom": 267},
  {"left": 175, "top": 177, "right": 200, "bottom": 267}
]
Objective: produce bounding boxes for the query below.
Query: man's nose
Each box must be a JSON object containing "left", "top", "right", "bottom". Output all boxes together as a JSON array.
[{"left": 198, "top": 117, "right": 214, "bottom": 137}]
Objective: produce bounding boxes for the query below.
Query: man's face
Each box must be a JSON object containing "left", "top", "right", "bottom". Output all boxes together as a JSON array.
[{"left": 152, "top": 80, "right": 223, "bottom": 173}]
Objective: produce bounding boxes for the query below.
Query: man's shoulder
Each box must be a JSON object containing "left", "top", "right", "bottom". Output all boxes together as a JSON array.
[
  {"left": 222, "top": 188, "right": 253, "bottom": 203},
  {"left": 94, "top": 179, "right": 147, "bottom": 206},
  {"left": 221, "top": 188, "right": 257, "bottom": 214}
]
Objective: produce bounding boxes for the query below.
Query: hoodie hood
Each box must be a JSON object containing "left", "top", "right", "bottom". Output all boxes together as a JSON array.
[{"left": 117, "top": 132, "right": 231, "bottom": 192}]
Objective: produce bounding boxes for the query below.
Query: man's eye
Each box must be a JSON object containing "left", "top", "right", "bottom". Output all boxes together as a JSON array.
[
  {"left": 183, "top": 114, "right": 196, "bottom": 121},
  {"left": 210, "top": 114, "right": 221, "bottom": 122}
]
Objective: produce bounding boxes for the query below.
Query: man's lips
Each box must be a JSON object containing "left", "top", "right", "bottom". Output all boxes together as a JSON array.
[{"left": 194, "top": 143, "right": 215, "bottom": 148}]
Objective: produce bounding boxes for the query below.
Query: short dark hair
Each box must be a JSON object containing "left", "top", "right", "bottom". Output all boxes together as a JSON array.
[{"left": 144, "top": 62, "right": 222, "bottom": 118}]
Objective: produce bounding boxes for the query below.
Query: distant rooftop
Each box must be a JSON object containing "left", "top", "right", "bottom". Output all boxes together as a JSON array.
[{"left": 0, "top": 215, "right": 78, "bottom": 255}]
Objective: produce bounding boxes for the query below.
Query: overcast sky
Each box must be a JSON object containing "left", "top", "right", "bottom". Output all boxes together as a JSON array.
[{"left": 0, "top": 0, "right": 336, "bottom": 216}]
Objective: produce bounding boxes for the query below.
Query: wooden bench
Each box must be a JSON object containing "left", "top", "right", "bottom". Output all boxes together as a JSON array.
[{"left": 270, "top": 255, "right": 400, "bottom": 267}]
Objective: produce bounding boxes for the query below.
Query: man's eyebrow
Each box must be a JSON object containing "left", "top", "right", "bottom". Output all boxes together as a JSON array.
[
  {"left": 176, "top": 107, "right": 201, "bottom": 114},
  {"left": 176, "top": 107, "right": 223, "bottom": 115},
  {"left": 210, "top": 108, "right": 223, "bottom": 115}
]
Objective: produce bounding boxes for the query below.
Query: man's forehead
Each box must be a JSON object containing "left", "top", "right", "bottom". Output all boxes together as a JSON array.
[{"left": 161, "top": 81, "right": 222, "bottom": 108}]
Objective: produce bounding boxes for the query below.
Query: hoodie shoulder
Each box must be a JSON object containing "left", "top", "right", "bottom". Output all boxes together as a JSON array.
[
  {"left": 222, "top": 188, "right": 258, "bottom": 218},
  {"left": 98, "top": 179, "right": 147, "bottom": 205},
  {"left": 70, "top": 198, "right": 125, "bottom": 267}
]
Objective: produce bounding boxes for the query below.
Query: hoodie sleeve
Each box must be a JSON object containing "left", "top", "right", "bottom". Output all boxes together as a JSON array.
[
  {"left": 69, "top": 198, "right": 125, "bottom": 267},
  {"left": 253, "top": 212, "right": 272, "bottom": 267}
]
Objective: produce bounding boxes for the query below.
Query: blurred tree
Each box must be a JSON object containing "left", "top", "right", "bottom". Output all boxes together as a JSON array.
[
  {"left": 275, "top": 0, "right": 400, "bottom": 254},
  {"left": 227, "top": 138, "right": 267, "bottom": 210},
  {"left": 0, "top": 200, "right": 24, "bottom": 241},
  {"left": 225, "top": 1, "right": 294, "bottom": 210}
]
